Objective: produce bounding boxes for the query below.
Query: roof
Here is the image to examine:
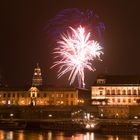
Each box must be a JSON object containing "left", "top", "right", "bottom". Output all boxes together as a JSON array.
[
  {"left": 0, "top": 85, "right": 78, "bottom": 92},
  {"left": 94, "top": 74, "right": 140, "bottom": 85}
]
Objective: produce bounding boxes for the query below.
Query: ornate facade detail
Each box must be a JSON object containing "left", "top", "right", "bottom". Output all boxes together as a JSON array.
[
  {"left": 32, "top": 63, "right": 43, "bottom": 86},
  {"left": 91, "top": 75, "right": 140, "bottom": 105}
]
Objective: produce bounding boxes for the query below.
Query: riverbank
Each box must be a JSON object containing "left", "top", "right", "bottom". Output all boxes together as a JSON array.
[{"left": 0, "top": 118, "right": 140, "bottom": 134}]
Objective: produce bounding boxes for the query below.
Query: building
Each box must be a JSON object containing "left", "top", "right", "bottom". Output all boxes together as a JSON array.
[
  {"left": 91, "top": 75, "right": 140, "bottom": 105},
  {"left": 32, "top": 63, "right": 43, "bottom": 86},
  {"left": 0, "top": 63, "right": 89, "bottom": 106},
  {"left": 0, "top": 86, "right": 89, "bottom": 106}
]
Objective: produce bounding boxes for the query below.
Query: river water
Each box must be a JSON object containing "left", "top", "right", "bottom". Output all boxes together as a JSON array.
[{"left": 0, "top": 130, "right": 140, "bottom": 140}]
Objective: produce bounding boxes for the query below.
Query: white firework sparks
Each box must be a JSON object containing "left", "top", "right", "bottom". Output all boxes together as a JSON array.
[{"left": 52, "top": 26, "right": 103, "bottom": 88}]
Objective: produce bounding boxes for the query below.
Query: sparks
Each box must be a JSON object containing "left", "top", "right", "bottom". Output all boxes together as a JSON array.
[{"left": 52, "top": 26, "right": 103, "bottom": 88}]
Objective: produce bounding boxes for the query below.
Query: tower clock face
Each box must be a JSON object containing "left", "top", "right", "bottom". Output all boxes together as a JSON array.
[{"left": 32, "top": 63, "right": 43, "bottom": 86}]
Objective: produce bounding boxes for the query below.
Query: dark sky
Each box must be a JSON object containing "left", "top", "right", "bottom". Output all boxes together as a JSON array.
[{"left": 0, "top": 0, "right": 140, "bottom": 87}]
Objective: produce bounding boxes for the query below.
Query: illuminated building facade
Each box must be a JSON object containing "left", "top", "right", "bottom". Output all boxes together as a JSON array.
[
  {"left": 0, "top": 63, "right": 89, "bottom": 106},
  {"left": 0, "top": 86, "right": 87, "bottom": 106},
  {"left": 91, "top": 75, "right": 140, "bottom": 105}
]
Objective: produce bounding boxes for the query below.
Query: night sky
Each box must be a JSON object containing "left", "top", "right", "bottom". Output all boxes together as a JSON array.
[{"left": 0, "top": 0, "right": 140, "bottom": 88}]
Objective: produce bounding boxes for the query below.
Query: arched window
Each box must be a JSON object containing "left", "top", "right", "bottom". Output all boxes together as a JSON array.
[
  {"left": 117, "top": 90, "right": 120, "bottom": 95},
  {"left": 122, "top": 90, "right": 126, "bottom": 95},
  {"left": 111, "top": 90, "right": 115, "bottom": 95},
  {"left": 118, "top": 99, "right": 120, "bottom": 103},
  {"left": 106, "top": 90, "right": 110, "bottom": 95},
  {"left": 128, "top": 99, "right": 131, "bottom": 103},
  {"left": 133, "top": 90, "right": 137, "bottom": 95},
  {"left": 127, "top": 90, "right": 131, "bottom": 95},
  {"left": 123, "top": 99, "right": 126, "bottom": 103}
]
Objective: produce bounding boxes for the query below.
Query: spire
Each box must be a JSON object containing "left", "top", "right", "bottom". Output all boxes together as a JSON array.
[{"left": 32, "top": 63, "right": 43, "bottom": 86}]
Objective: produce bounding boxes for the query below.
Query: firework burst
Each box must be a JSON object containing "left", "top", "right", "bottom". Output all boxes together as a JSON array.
[{"left": 51, "top": 26, "right": 103, "bottom": 88}]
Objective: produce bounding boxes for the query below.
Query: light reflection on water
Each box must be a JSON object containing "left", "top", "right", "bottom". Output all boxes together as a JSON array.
[{"left": 0, "top": 130, "right": 139, "bottom": 140}]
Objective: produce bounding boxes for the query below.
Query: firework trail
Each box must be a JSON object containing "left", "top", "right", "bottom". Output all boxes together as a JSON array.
[
  {"left": 46, "top": 8, "right": 105, "bottom": 42},
  {"left": 51, "top": 26, "right": 103, "bottom": 88}
]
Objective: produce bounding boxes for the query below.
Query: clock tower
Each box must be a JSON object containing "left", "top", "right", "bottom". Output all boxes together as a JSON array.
[{"left": 32, "top": 63, "right": 43, "bottom": 86}]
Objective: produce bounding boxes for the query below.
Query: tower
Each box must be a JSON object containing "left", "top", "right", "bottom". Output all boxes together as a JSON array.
[{"left": 32, "top": 63, "right": 43, "bottom": 86}]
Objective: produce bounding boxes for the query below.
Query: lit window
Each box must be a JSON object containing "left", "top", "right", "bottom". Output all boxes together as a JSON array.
[
  {"left": 118, "top": 99, "right": 120, "bottom": 103},
  {"left": 127, "top": 90, "right": 131, "bottom": 95},
  {"left": 106, "top": 90, "right": 110, "bottom": 95},
  {"left": 97, "top": 79, "right": 105, "bottom": 84},
  {"left": 112, "top": 99, "right": 115, "bottom": 102},
  {"left": 8, "top": 100, "right": 10, "bottom": 105},
  {"left": 71, "top": 101, "right": 73, "bottom": 105},
  {"left": 133, "top": 90, "right": 137, "bottom": 95},
  {"left": 122, "top": 90, "right": 126, "bottom": 95},
  {"left": 117, "top": 90, "right": 120, "bottom": 95},
  {"left": 100, "top": 91, "right": 103, "bottom": 95},
  {"left": 34, "top": 72, "right": 37, "bottom": 75},
  {"left": 71, "top": 94, "right": 73, "bottom": 98},
  {"left": 111, "top": 90, "right": 115, "bottom": 95},
  {"left": 66, "top": 94, "right": 69, "bottom": 98},
  {"left": 123, "top": 99, "right": 126, "bottom": 102}
]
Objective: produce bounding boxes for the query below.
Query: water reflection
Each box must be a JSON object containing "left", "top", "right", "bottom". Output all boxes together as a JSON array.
[
  {"left": 134, "top": 135, "right": 138, "bottom": 140},
  {"left": 48, "top": 131, "right": 52, "bottom": 140},
  {"left": 0, "top": 130, "right": 139, "bottom": 140},
  {"left": 18, "top": 130, "right": 24, "bottom": 140}
]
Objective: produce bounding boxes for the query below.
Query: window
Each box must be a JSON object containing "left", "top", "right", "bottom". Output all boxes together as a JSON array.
[
  {"left": 133, "top": 90, "right": 137, "bottom": 95},
  {"left": 128, "top": 99, "right": 131, "bottom": 103},
  {"left": 3, "top": 93, "right": 6, "bottom": 98},
  {"left": 97, "top": 79, "right": 105, "bottom": 84},
  {"left": 37, "top": 93, "right": 40, "bottom": 97},
  {"left": 71, "top": 94, "right": 73, "bottom": 98},
  {"left": 112, "top": 99, "right": 115, "bottom": 102},
  {"left": 32, "top": 94, "right": 35, "bottom": 97},
  {"left": 127, "top": 90, "right": 131, "bottom": 95},
  {"left": 66, "top": 94, "right": 69, "bottom": 98},
  {"left": 117, "top": 90, "right": 120, "bottom": 95},
  {"left": 17, "top": 93, "right": 20, "bottom": 97},
  {"left": 66, "top": 101, "right": 68, "bottom": 105},
  {"left": 106, "top": 90, "right": 110, "bottom": 95},
  {"left": 123, "top": 99, "right": 126, "bottom": 103},
  {"left": 100, "top": 91, "right": 103, "bottom": 95},
  {"left": 44, "top": 93, "right": 46, "bottom": 97},
  {"left": 13, "top": 93, "right": 15, "bottom": 98},
  {"left": 111, "top": 90, "right": 115, "bottom": 95},
  {"left": 118, "top": 99, "right": 120, "bottom": 103},
  {"left": 71, "top": 101, "right": 73, "bottom": 105},
  {"left": 122, "top": 90, "right": 126, "bottom": 95},
  {"left": 8, "top": 93, "right": 10, "bottom": 98}
]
